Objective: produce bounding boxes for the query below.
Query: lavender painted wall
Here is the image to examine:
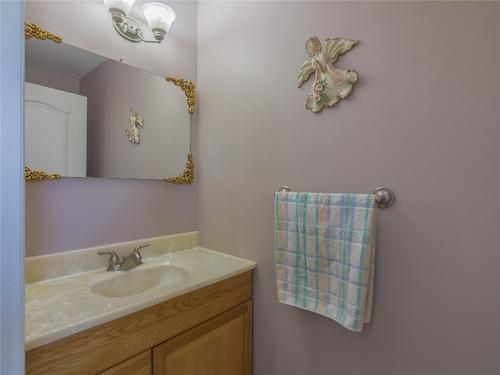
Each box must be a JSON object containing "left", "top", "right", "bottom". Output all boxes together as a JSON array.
[
  {"left": 25, "top": 65, "right": 80, "bottom": 95},
  {"left": 197, "top": 2, "right": 500, "bottom": 374},
  {"left": 25, "top": 0, "right": 198, "bottom": 256},
  {"left": 25, "top": 178, "right": 196, "bottom": 255}
]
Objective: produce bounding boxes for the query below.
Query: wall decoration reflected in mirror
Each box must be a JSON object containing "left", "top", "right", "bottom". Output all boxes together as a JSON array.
[
  {"left": 126, "top": 108, "right": 144, "bottom": 144},
  {"left": 24, "top": 22, "right": 194, "bottom": 183},
  {"left": 298, "top": 37, "right": 359, "bottom": 113}
]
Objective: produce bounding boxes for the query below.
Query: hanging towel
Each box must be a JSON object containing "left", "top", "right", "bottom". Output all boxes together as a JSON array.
[{"left": 274, "top": 192, "right": 376, "bottom": 332}]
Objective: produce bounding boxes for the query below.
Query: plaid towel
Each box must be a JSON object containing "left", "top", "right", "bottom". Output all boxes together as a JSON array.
[{"left": 274, "top": 192, "right": 376, "bottom": 332}]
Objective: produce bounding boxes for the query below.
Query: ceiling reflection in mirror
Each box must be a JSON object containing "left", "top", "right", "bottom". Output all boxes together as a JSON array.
[{"left": 25, "top": 38, "right": 192, "bottom": 181}]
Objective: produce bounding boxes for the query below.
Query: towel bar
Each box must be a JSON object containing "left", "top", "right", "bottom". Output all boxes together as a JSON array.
[{"left": 276, "top": 186, "right": 395, "bottom": 209}]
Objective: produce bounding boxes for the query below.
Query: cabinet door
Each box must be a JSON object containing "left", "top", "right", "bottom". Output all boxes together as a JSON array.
[
  {"left": 99, "top": 350, "right": 151, "bottom": 375},
  {"left": 153, "top": 301, "right": 252, "bottom": 375}
]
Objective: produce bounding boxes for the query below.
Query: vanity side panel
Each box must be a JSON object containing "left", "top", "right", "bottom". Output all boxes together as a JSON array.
[{"left": 26, "top": 272, "right": 252, "bottom": 375}]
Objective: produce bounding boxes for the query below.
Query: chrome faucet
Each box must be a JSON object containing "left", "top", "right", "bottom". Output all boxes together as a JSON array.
[{"left": 98, "top": 244, "right": 150, "bottom": 271}]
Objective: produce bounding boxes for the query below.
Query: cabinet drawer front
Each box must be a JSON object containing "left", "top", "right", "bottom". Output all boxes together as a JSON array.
[
  {"left": 99, "top": 351, "right": 151, "bottom": 375},
  {"left": 153, "top": 301, "right": 252, "bottom": 375}
]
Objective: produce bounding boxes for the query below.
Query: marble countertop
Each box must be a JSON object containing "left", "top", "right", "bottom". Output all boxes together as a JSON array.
[{"left": 25, "top": 247, "right": 256, "bottom": 351}]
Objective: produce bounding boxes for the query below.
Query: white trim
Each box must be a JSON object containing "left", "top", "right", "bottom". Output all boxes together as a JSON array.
[{"left": 0, "top": 0, "right": 25, "bottom": 374}]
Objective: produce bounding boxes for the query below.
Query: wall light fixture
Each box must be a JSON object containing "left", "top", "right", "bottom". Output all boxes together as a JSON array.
[{"left": 103, "top": 0, "right": 176, "bottom": 43}]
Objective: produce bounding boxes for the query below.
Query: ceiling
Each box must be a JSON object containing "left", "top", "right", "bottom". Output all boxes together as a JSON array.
[{"left": 26, "top": 38, "right": 108, "bottom": 79}]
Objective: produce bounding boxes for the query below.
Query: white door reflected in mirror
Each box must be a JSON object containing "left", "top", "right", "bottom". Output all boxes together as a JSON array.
[{"left": 25, "top": 82, "right": 87, "bottom": 177}]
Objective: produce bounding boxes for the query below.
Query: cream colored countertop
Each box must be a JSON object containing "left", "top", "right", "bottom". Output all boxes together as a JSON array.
[{"left": 25, "top": 247, "right": 256, "bottom": 351}]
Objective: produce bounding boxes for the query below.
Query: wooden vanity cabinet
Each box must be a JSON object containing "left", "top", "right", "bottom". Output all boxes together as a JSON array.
[
  {"left": 26, "top": 271, "right": 252, "bottom": 375},
  {"left": 101, "top": 301, "right": 252, "bottom": 375}
]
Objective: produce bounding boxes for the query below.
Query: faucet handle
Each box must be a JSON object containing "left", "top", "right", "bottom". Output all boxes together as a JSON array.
[
  {"left": 97, "top": 250, "right": 120, "bottom": 271},
  {"left": 133, "top": 243, "right": 150, "bottom": 261}
]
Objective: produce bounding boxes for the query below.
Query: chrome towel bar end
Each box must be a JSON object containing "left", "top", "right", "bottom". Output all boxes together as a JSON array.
[{"left": 276, "top": 185, "right": 395, "bottom": 209}]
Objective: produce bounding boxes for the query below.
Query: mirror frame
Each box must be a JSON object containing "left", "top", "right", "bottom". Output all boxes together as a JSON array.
[{"left": 24, "top": 22, "right": 195, "bottom": 184}]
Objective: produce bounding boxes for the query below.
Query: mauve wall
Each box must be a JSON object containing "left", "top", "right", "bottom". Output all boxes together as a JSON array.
[
  {"left": 25, "top": 0, "right": 197, "bottom": 256},
  {"left": 25, "top": 65, "right": 80, "bottom": 95},
  {"left": 197, "top": 2, "right": 500, "bottom": 374}
]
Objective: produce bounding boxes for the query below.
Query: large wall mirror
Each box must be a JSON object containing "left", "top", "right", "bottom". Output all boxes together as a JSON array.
[{"left": 24, "top": 22, "right": 194, "bottom": 184}]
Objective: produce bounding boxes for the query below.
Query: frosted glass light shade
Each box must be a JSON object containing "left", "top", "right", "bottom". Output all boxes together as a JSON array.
[
  {"left": 143, "top": 2, "right": 176, "bottom": 34},
  {"left": 103, "top": 0, "right": 136, "bottom": 22}
]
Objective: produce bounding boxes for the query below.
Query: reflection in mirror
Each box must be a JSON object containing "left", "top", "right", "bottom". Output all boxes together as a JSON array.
[{"left": 25, "top": 38, "right": 192, "bottom": 181}]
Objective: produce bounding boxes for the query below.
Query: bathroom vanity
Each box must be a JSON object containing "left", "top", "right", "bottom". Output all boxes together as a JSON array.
[{"left": 25, "top": 233, "right": 255, "bottom": 375}]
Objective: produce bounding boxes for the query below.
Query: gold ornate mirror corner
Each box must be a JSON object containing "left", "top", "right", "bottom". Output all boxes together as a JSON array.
[
  {"left": 25, "top": 167, "right": 61, "bottom": 182},
  {"left": 165, "top": 153, "right": 194, "bottom": 184},
  {"left": 165, "top": 76, "right": 196, "bottom": 114},
  {"left": 164, "top": 76, "right": 195, "bottom": 184},
  {"left": 25, "top": 21, "right": 62, "bottom": 43},
  {"left": 24, "top": 22, "right": 62, "bottom": 182}
]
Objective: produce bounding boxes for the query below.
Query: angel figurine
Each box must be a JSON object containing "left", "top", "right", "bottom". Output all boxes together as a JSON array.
[
  {"left": 125, "top": 108, "right": 144, "bottom": 144},
  {"left": 298, "top": 37, "right": 359, "bottom": 113}
]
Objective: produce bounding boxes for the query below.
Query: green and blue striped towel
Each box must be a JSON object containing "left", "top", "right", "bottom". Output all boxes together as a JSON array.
[{"left": 274, "top": 192, "right": 376, "bottom": 332}]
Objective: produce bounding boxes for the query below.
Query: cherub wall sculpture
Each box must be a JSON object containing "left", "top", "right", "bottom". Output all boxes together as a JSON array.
[
  {"left": 298, "top": 37, "right": 359, "bottom": 113},
  {"left": 125, "top": 108, "right": 144, "bottom": 144}
]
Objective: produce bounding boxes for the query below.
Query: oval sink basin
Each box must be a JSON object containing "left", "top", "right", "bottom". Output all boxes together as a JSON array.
[{"left": 90, "top": 265, "right": 188, "bottom": 298}]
